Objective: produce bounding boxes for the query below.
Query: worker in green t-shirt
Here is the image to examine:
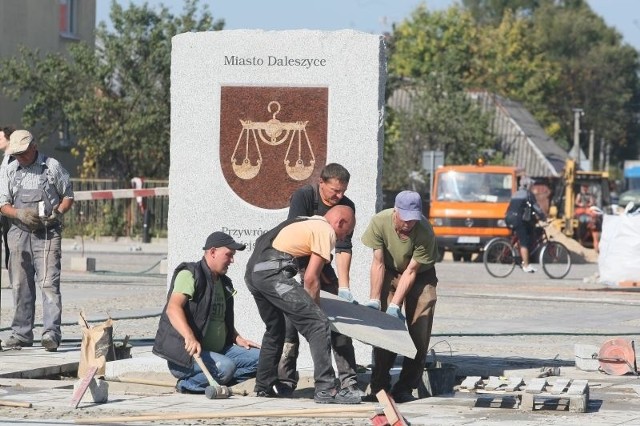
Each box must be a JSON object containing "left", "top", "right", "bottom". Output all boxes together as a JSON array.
[{"left": 361, "top": 190, "right": 439, "bottom": 404}]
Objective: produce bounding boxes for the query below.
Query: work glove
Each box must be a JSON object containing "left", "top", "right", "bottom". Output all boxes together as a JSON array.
[
  {"left": 386, "top": 303, "right": 406, "bottom": 322},
  {"left": 338, "top": 288, "right": 358, "bottom": 304},
  {"left": 15, "top": 209, "right": 40, "bottom": 230},
  {"left": 364, "top": 299, "right": 381, "bottom": 310},
  {"left": 45, "top": 209, "right": 63, "bottom": 225}
]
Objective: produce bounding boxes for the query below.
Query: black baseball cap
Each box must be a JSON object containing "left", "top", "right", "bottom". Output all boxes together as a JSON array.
[{"left": 202, "top": 232, "right": 246, "bottom": 251}]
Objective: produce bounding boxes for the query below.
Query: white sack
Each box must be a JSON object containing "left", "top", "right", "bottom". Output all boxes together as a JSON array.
[{"left": 598, "top": 213, "right": 640, "bottom": 285}]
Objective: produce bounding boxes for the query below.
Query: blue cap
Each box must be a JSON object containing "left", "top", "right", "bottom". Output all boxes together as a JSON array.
[{"left": 394, "top": 190, "right": 422, "bottom": 221}]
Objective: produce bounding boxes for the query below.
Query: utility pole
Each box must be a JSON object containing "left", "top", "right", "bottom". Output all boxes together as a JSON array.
[
  {"left": 588, "top": 129, "right": 595, "bottom": 171},
  {"left": 572, "top": 108, "right": 584, "bottom": 162}
]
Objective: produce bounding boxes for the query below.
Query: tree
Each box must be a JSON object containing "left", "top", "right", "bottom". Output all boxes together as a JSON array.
[
  {"left": 0, "top": 0, "right": 223, "bottom": 178},
  {"left": 469, "top": 9, "right": 560, "bottom": 137},
  {"left": 532, "top": 0, "right": 640, "bottom": 161},
  {"left": 462, "top": 0, "right": 543, "bottom": 25},
  {"left": 384, "top": 6, "right": 496, "bottom": 189}
]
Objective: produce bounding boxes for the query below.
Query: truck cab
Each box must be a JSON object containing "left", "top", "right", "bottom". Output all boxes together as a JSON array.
[{"left": 429, "top": 164, "right": 519, "bottom": 261}]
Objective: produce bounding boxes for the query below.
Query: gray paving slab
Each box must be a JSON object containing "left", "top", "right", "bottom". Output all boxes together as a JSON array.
[{"left": 320, "top": 290, "right": 417, "bottom": 359}]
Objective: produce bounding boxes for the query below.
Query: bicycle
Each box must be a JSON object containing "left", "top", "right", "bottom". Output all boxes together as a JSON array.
[{"left": 482, "top": 222, "right": 572, "bottom": 279}]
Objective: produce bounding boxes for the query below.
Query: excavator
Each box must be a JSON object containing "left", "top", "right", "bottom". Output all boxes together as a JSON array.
[{"left": 547, "top": 159, "right": 611, "bottom": 249}]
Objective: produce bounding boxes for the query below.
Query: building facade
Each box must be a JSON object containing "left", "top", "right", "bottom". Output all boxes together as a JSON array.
[{"left": 0, "top": 0, "right": 96, "bottom": 174}]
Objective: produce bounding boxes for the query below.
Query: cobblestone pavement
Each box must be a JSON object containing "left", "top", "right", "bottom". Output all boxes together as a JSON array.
[{"left": 2, "top": 240, "right": 640, "bottom": 425}]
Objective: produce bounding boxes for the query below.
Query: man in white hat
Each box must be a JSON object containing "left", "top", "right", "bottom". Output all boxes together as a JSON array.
[
  {"left": 361, "top": 190, "right": 439, "bottom": 403},
  {"left": 0, "top": 130, "right": 74, "bottom": 352}
]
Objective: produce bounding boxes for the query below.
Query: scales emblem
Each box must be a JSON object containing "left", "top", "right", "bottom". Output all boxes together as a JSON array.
[
  {"left": 219, "top": 86, "right": 328, "bottom": 210},
  {"left": 231, "top": 101, "right": 316, "bottom": 181}
]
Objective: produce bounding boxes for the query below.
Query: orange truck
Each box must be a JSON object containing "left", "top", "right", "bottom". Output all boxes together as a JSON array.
[{"left": 428, "top": 164, "right": 520, "bottom": 261}]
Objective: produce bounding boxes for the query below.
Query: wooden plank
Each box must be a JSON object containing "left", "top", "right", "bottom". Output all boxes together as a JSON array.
[
  {"left": 569, "top": 394, "right": 588, "bottom": 413},
  {"left": 0, "top": 399, "right": 32, "bottom": 408},
  {"left": 566, "top": 380, "right": 588, "bottom": 395},
  {"left": 320, "top": 291, "right": 416, "bottom": 359},
  {"left": 70, "top": 366, "right": 98, "bottom": 409},
  {"left": 375, "top": 390, "right": 408, "bottom": 426},
  {"left": 549, "top": 378, "right": 570, "bottom": 395},
  {"left": 520, "top": 393, "right": 534, "bottom": 411},
  {"left": 460, "top": 376, "right": 482, "bottom": 390},
  {"left": 525, "top": 378, "right": 547, "bottom": 394}
]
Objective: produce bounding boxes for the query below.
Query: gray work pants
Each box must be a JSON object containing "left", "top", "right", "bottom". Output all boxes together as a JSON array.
[
  {"left": 278, "top": 275, "right": 358, "bottom": 389},
  {"left": 370, "top": 267, "right": 438, "bottom": 396},
  {"left": 8, "top": 226, "right": 62, "bottom": 344}
]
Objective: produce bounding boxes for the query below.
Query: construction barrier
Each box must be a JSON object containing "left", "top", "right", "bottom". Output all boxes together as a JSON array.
[{"left": 73, "top": 187, "right": 169, "bottom": 201}]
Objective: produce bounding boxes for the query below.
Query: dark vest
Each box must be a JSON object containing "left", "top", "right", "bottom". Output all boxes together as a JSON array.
[
  {"left": 152, "top": 259, "right": 235, "bottom": 368},
  {"left": 249, "top": 217, "right": 310, "bottom": 267}
]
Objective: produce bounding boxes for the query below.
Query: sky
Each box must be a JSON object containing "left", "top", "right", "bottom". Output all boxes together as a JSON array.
[{"left": 96, "top": 0, "right": 640, "bottom": 51}]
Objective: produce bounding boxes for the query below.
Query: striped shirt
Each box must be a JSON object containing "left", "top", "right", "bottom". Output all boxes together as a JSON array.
[{"left": 0, "top": 152, "right": 74, "bottom": 208}]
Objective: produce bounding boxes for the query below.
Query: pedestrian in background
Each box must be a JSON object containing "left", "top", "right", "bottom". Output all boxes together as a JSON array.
[
  {"left": 362, "top": 190, "right": 439, "bottom": 403},
  {"left": 278, "top": 163, "right": 361, "bottom": 395},
  {"left": 0, "top": 126, "right": 15, "bottom": 269},
  {"left": 0, "top": 130, "right": 74, "bottom": 352},
  {"left": 153, "top": 231, "right": 260, "bottom": 393}
]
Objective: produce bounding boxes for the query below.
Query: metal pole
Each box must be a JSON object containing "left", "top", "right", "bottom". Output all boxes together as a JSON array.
[
  {"left": 429, "top": 151, "right": 435, "bottom": 197},
  {"left": 572, "top": 108, "right": 583, "bottom": 161},
  {"left": 588, "top": 129, "right": 595, "bottom": 171}
]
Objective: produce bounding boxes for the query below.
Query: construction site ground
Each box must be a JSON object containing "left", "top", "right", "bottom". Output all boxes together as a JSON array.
[{"left": 1, "top": 237, "right": 639, "bottom": 425}]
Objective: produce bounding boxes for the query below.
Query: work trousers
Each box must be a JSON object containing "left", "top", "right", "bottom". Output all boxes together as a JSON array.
[
  {"left": 370, "top": 267, "right": 438, "bottom": 395},
  {"left": 278, "top": 272, "right": 357, "bottom": 389},
  {"left": 245, "top": 266, "right": 336, "bottom": 394},
  {"left": 168, "top": 344, "right": 260, "bottom": 392},
  {"left": 8, "top": 226, "right": 62, "bottom": 345}
]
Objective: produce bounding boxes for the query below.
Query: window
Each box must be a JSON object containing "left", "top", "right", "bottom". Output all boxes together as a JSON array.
[{"left": 59, "top": 0, "right": 76, "bottom": 36}]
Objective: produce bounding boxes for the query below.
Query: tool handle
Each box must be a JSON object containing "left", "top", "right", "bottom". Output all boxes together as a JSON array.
[{"left": 193, "top": 354, "right": 220, "bottom": 387}]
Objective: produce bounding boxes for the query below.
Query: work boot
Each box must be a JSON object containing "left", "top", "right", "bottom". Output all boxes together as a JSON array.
[
  {"left": 4, "top": 335, "right": 32, "bottom": 349},
  {"left": 256, "top": 382, "right": 294, "bottom": 398},
  {"left": 314, "top": 387, "right": 361, "bottom": 404},
  {"left": 41, "top": 334, "right": 59, "bottom": 352},
  {"left": 346, "top": 383, "right": 365, "bottom": 397},
  {"left": 362, "top": 393, "right": 378, "bottom": 402},
  {"left": 391, "top": 391, "right": 418, "bottom": 403}
]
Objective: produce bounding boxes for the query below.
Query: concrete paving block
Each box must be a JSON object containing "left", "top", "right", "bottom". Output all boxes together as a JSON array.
[
  {"left": 104, "top": 355, "right": 173, "bottom": 380},
  {"left": 73, "top": 377, "right": 108, "bottom": 403},
  {"left": 70, "top": 257, "right": 96, "bottom": 272}
]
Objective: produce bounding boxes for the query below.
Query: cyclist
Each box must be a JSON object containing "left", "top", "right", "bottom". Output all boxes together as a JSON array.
[{"left": 505, "top": 177, "right": 546, "bottom": 273}]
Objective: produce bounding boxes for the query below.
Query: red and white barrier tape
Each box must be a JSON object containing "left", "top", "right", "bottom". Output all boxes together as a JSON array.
[{"left": 73, "top": 187, "right": 169, "bottom": 201}]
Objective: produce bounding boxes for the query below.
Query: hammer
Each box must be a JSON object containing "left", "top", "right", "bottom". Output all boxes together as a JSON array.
[{"left": 193, "top": 354, "right": 232, "bottom": 399}]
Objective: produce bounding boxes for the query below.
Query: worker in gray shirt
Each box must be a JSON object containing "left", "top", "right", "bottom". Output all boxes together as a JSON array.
[{"left": 0, "top": 130, "right": 74, "bottom": 352}]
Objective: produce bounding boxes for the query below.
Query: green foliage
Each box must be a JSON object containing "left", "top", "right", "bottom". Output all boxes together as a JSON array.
[
  {"left": 384, "top": 6, "right": 495, "bottom": 189},
  {"left": 0, "top": 0, "right": 223, "bottom": 179},
  {"left": 532, "top": 1, "right": 640, "bottom": 160},
  {"left": 61, "top": 203, "right": 126, "bottom": 238},
  {"left": 470, "top": 9, "right": 560, "bottom": 129},
  {"left": 383, "top": 74, "right": 495, "bottom": 189},
  {"left": 462, "top": 0, "right": 546, "bottom": 25},
  {"left": 384, "top": 0, "right": 640, "bottom": 191},
  {"left": 389, "top": 6, "right": 479, "bottom": 81}
]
